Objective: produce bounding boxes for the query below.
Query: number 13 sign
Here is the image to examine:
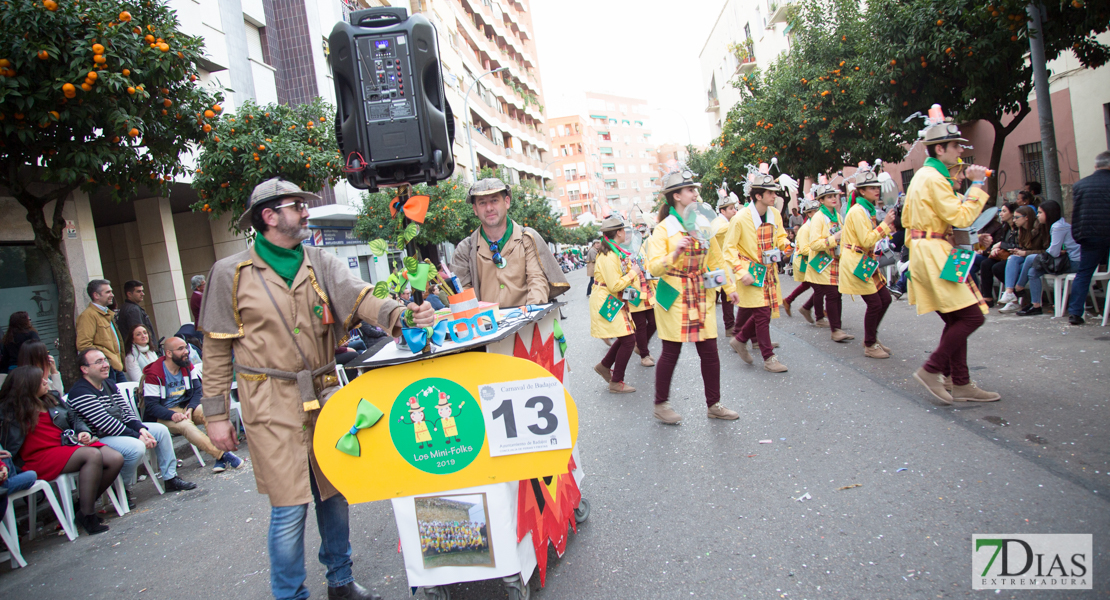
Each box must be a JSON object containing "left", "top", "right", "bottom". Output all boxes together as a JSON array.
[{"left": 480, "top": 377, "right": 572, "bottom": 457}]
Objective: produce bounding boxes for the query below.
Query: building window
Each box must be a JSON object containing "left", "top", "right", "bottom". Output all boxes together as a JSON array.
[
  {"left": 900, "top": 169, "right": 914, "bottom": 191},
  {"left": 1019, "top": 142, "right": 1046, "bottom": 190},
  {"left": 619, "top": 181, "right": 627, "bottom": 189}
]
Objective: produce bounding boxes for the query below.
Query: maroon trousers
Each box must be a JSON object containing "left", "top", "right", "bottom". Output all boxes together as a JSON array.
[
  {"left": 811, "top": 284, "right": 842, "bottom": 329},
  {"left": 784, "top": 281, "right": 811, "bottom": 304},
  {"left": 601, "top": 333, "right": 636, "bottom": 383},
  {"left": 922, "top": 304, "right": 985, "bottom": 386},
  {"left": 655, "top": 339, "right": 719, "bottom": 406},
  {"left": 631, "top": 309, "right": 657, "bottom": 357},
  {"left": 734, "top": 306, "right": 774, "bottom": 360},
  {"left": 860, "top": 286, "right": 893, "bottom": 346},
  {"left": 718, "top": 290, "right": 736, "bottom": 332},
  {"left": 785, "top": 281, "right": 824, "bottom": 320}
]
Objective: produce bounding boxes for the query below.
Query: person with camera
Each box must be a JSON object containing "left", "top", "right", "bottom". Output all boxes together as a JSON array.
[
  {"left": 1016, "top": 200, "right": 1081, "bottom": 316},
  {"left": 839, "top": 167, "right": 898, "bottom": 358},
  {"left": 723, "top": 172, "right": 792, "bottom": 373},
  {"left": 782, "top": 197, "right": 822, "bottom": 321},
  {"left": 903, "top": 112, "right": 999, "bottom": 405},
  {"left": 590, "top": 216, "right": 642, "bottom": 394},
  {"left": 646, "top": 166, "right": 739, "bottom": 424},
  {"left": 0, "top": 365, "right": 125, "bottom": 535},
  {"left": 712, "top": 191, "right": 741, "bottom": 334},
  {"left": 804, "top": 184, "right": 854, "bottom": 343},
  {"left": 450, "top": 178, "right": 570, "bottom": 308}
]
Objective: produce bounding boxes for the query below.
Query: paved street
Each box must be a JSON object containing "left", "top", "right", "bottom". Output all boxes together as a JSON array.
[{"left": 1, "top": 268, "right": 1107, "bottom": 598}]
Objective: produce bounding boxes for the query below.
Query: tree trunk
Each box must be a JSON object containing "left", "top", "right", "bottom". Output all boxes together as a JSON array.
[
  {"left": 14, "top": 186, "right": 80, "bottom": 387},
  {"left": 984, "top": 101, "right": 1032, "bottom": 203}
]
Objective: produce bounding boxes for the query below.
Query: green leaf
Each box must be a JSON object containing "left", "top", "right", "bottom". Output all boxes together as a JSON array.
[
  {"left": 368, "top": 239, "right": 388, "bottom": 256},
  {"left": 403, "top": 256, "right": 418, "bottom": 272},
  {"left": 372, "top": 281, "right": 389, "bottom": 299},
  {"left": 403, "top": 222, "right": 421, "bottom": 242}
]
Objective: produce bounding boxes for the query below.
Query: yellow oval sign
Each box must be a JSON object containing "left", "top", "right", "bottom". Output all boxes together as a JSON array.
[{"left": 314, "top": 352, "right": 579, "bottom": 504}]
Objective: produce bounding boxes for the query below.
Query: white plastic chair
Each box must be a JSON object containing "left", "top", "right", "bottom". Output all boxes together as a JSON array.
[
  {"left": 0, "top": 480, "right": 77, "bottom": 567},
  {"left": 118, "top": 380, "right": 202, "bottom": 473},
  {"left": 52, "top": 471, "right": 127, "bottom": 535},
  {"left": 1042, "top": 273, "right": 1077, "bottom": 318},
  {"left": 1083, "top": 264, "right": 1110, "bottom": 326}
]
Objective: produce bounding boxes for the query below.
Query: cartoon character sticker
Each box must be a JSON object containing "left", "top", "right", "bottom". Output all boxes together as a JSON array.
[
  {"left": 433, "top": 392, "right": 465, "bottom": 444},
  {"left": 398, "top": 396, "right": 434, "bottom": 449},
  {"left": 388, "top": 378, "right": 484, "bottom": 475}
]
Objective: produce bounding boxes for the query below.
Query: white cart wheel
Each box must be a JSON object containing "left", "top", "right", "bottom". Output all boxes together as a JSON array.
[
  {"left": 423, "top": 585, "right": 451, "bottom": 600},
  {"left": 502, "top": 573, "right": 531, "bottom": 600}
]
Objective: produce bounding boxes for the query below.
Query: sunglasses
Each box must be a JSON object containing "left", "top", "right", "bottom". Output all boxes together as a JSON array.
[
  {"left": 487, "top": 241, "right": 507, "bottom": 269},
  {"left": 273, "top": 199, "right": 309, "bottom": 213},
  {"left": 448, "top": 310, "right": 499, "bottom": 343}
]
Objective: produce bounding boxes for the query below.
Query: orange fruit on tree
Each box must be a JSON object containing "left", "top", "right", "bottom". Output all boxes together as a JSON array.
[
  {"left": 163, "top": 98, "right": 172, "bottom": 107},
  {"left": 202, "top": 123, "right": 212, "bottom": 132},
  {"left": 936, "top": 19, "right": 943, "bottom": 25},
  {"left": 38, "top": 50, "right": 49, "bottom": 60},
  {"left": 122, "top": 68, "right": 130, "bottom": 76},
  {"left": 119, "top": 11, "right": 132, "bottom": 21},
  {"left": 112, "top": 136, "right": 120, "bottom": 142},
  {"left": 92, "top": 43, "right": 105, "bottom": 54},
  {"left": 62, "top": 82, "right": 76, "bottom": 94},
  {"left": 133, "top": 26, "right": 142, "bottom": 34},
  {"left": 129, "top": 127, "right": 139, "bottom": 137},
  {"left": 161, "top": 109, "right": 167, "bottom": 115},
  {"left": 158, "top": 43, "right": 170, "bottom": 52},
  {"left": 87, "top": 71, "right": 98, "bottom": 80},
  {"left": 204, "top": 109, "right": 215, "bottom": 118},
  {"left": 258, "top": 145, "right": 265, "bottom": 151},
  {"left": 160, "top": 87, "right": 169, "bottom": 95},
  {"left": 93, "top": 54, "right": 106, "bottom": 64},
  {"left": 80, "top": 83, "right": 92, "bottom": 91},
  {"left": 212, "top": 104, "right": 222, "bottom": 112},
  {"left": 144, "top": 34, "right": 154, "bottom": 43},
  {"left": 44, "top": 0, "right": 57, "bottom": 9},
  {"left": 127, "top": 86, "right": 135, "bottom": 94}
]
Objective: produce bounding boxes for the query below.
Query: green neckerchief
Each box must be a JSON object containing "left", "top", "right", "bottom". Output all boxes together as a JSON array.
[
  {"left": 480, "top": 219, "right": 514, "bottom": 250},
  {"left": 819, "top": 204, "right": 839, "bottom": 224},
  {"left": 254, "top": 234, "right": 305, "bottom": 288},
  {"left": 855, "top": 196, "right": 877, "bottom": 218},
  {"left": 605, "top": 238, "right": 630, "bottom": 258},
  {"left": 924, "top": 157, "right": 955, "bottom": 189},
  {"left": 667, "top": 205, "right": 685, "bottom": 231}
]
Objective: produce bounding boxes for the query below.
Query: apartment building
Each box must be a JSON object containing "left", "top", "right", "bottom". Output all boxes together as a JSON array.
[
  {"left": 549, "top": 115, "right": 605, "bottom": 227},
  {"left": 583, "top": 93, "right": 659, "bottom": 223},
  {"left": 699, "top": 0, "right": 792, "bottom": 138}
]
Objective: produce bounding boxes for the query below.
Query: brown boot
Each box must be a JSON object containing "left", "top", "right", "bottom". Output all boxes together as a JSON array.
[
  {"left": 729, "top": 337, "right": 753, "bottom": 364},
  {"left": 799, "top": 306, "right": 814, "bottom": 324},
  {"left": 942, "top": 375, "right": 953, "bottom": 391},
  {"left": 763, "top": 354, "right": 788, "bottom": 373},
  {"left": 653, "top": 402, "right": 682, "bottom": 424},
  {"left": 863, "top": 343, "right": 890, "bottom": 359},
  {"left": 640, "top": 355, "right": 655, "bottom": 367},
  {"left": 608, "top": 381, "right": 636, "bottom": 394},
  {"left": 951, "top": 382, "right": 1001, "bottom": 402},
  {"left": 876, "top": 340, "right": 892, "bottom": 354},
  {"left": 913, "top": 367, "right": 953, "bottom": 405},
  {"left": 752, "top": 341, "right": 780, "bottom": 349},
  {"left": 814, "top": 317, "right": 830, "bottom": 328},
  {"left": 707, "top": 402, "right": 739, "bottom": 420},
  {"left": 593, "top": 363, "right": 612, "bottom": 383},
  {"left": 831, "top": 329, "right": 855, "bottom": 343},
  {"left": 782, "top": 301, "right": 793, "bottom": 317}
]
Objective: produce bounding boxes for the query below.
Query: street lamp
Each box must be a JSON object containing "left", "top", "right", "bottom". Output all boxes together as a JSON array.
[{"left": 464, "top": 66, "right": 510, "bottom": 183}]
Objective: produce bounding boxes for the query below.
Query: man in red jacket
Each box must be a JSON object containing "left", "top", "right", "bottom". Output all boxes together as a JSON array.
[{"left": 142, "top": 336, "right": 243, "bottom": 472}]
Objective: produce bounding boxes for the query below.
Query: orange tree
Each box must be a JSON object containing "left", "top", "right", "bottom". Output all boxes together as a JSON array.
[
  {"left": 190, "top": 97, "right": 341, "bottom": 229},
  {"left": 866, "top": 0, "right": 1109, "bottom": 197},
  {"left": 718, "top": 0, "right": 908, "bottom": 186},
  {"left": 0, "top": 0, "right": 220, "bottom": 383}
]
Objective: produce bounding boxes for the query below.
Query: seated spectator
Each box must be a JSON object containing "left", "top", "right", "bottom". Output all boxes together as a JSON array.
[
  {"left": 427, "top": 283, "right": 446, "bottom": 310},
  {"left": 142, "top": 337, "right": 242, "bottom": 473},
  {"left": 17, "top": 341, "right": 64, "bottom": 395},
  {"left": 123, "top": 324, "right": 160, "bottom": 383},
  {"left": 1, "top": 442, "right": 38, "bottom": 526},
  {"left": 67, "top": 348, "right": 196, "bottom": 497},
  {"left": 0, "top": 366, "right": 123, "bottom": 534},
  {"left": 979, "top": 203, "right": 1018, "bottom": 306},
  {"left": 1016, "top": 190, "right": 1037, "bottom": 207},
  {"left": 998, "top": 205, "right": 1047, "bottom": 313},
  {"left": 1018, "top": 200, "right": 1082, "bottom": 316},
  {"left": 175, "top": 322, "right": 204, "bottom": 360},
  {"left": 0, "top": 311, "right": 40, "bottom": 373},
  {"left": 1024, "top": 181, "right": 1043, "bottom": 205}
]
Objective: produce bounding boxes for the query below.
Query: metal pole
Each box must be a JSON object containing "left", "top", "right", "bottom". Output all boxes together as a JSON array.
[
  {"left": 1027, "top": 3, "right": 1062, "bottom": 204},
  {"left": 464, "top": 67, "right": 509, "bottom": 183}
]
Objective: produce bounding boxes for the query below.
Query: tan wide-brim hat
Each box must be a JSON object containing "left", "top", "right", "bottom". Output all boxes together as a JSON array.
[
  {"left": 599, "top": 214, "right": 626, "bottom": 232},
  {"left": 659, "top": 167, "right": 701, "bottom": 195},
  {"left": 717, "top": 193, "right": 740, "bottom": 210},
  {"left": 812, "top": 183, "right": 839, "bottom": 199},
  {"left": 238, "top": 178, "right": 321, "bottom": 231},
  {"left": 854, "top": 167, "right": 882, "bottom": 188},
  {"left": 922, "top": 120, "right": 969, "bottom": 145},
  {"left": 467, "top": 178, "right": 511, "bottom": 203}
]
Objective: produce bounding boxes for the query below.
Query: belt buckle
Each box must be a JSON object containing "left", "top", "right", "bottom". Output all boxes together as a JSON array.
[{"left": 323, "top": 373, "right": 339, "bottom": 388}]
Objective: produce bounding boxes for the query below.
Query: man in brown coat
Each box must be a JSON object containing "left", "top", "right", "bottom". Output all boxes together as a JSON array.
[
  {"left": 200, "top": 179, "right": 435, "bottom": 600},
  {"left": 450, "top": 178, "right": 569, "bottom": 307},
  {"left": 585, "top": 240, "right": 600, "bottom": 297}
]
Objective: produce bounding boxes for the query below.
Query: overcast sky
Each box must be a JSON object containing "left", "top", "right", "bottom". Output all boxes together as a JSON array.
[{"left": 531, "top": 0, "right": 723, "bottom": 148}]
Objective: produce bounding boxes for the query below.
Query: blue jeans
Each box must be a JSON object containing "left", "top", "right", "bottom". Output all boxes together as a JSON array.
[
  {"left": 1, "top": 454, "right": 37, "bottom": 493},
  {"left": 970, "top": 253, "right": 985, "bottom": 289},
  {"left": 1068, "top": 242, "right": 1110, "bottom": 317},
  {"left": 1004, "top": 254, "right": 1039, "bottom": 289},
  {"left": 1028, "top": 257, "right": 1078, "bottom": 305},
  {"left": 268, "top": 471, "right": 353, "bottom": 600},
  {"left": 99, "top": 422, "right": 177, "bottom": 485}
]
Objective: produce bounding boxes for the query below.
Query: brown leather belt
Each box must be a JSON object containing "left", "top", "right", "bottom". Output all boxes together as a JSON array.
[{"left": 910, "top": 229, "right": 946, "bottom": 240}]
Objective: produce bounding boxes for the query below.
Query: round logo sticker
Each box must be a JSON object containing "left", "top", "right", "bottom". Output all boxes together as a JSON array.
[{"left": 388, "top": 378, "right": 484, "bottom": 475}]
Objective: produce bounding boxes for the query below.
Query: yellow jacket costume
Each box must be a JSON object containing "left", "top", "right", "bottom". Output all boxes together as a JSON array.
[
  {"left": 838, "top": 202, "right": 893, "bottom": 296},
  {"left": 722, "top": 204, "right": 790, "bottom": 315},
  {"left": 792, "top": 219, "right": 813, "bottom": 283},
  {"left": 903, "top": 165, "right": 990, "bottom": 315},
  {"left": 629, "top": 244, "right": 655, "bottom": 314},
  {"left": 589, "top": 250, "right": 638, "bottom": 338},
  {"left": 646, "top": 215, "right": 735, "bottom": 342},
  {"left": 804, "top": 209, "right": 840, "bottom": 286}
]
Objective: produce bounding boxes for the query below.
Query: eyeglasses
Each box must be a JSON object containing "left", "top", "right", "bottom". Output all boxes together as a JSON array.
[
  {"left": 448, "top": 310, "right": 499, "bottom": 343},
  {"left": 946, "top": 124, "right": 961, "bottom": 134},
  {"left": 89, "top": 358, "right": 109, "bottom": 366},
  {"left": 273, "top": 200, "right": 309, "bottom": 213},
  {"left": 487, "top": 241, "right": 507, "bottom": 269}
]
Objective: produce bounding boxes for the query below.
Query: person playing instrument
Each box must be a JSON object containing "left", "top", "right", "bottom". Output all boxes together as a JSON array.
[
  {"left": 590, "top": 215, "right": 642, "bottom": 394},
  {"left": 839, "top": 164, "right": 898, "bottom": 358},
  {"left": 804, "top": 181, "right": 854, "bottom": 343},
  {"left": 902, "top": 106, "right": 1000, "bottom": 405},
  {"left": 646, "top": 166, "right": 739, "bottom": 424}
]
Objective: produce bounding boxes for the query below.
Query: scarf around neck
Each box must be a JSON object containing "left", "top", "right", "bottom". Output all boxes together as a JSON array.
[
  {"left": 254, "top": 234, "right": 305, "bottom": 288},
  {"left": 855, "top": 196, "right": 877, "bottom": 218},
  {"left": 819, "top": 204, "right": 840, "bottom": 224},
  {"left": 924, "top": 156, "right": 955, "bottom": 189}
]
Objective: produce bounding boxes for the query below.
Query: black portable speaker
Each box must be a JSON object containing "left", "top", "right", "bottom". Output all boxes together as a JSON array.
[{"left": 329, "top": 8, "right": 455, "bottom": 191}]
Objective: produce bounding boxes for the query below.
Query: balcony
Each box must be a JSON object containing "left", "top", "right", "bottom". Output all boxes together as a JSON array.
[
  {"left": 705, "top": 97, "right": 720, "bottom": 113},
  {"left": 768, "top": 0, "right": 795, "bottom": 25},
  {"left": 736, "top": 56, "right": 757, "bottom": 75}
]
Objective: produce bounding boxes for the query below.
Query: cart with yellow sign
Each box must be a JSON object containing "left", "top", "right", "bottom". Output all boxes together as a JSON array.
[{"left": 314, "top": 304, "right": 586, "bottom": 600}]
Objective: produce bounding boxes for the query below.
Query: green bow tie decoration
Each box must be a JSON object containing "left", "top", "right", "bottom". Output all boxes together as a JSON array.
[
  {"left": 552, "top": 319, "right": 567, "bottom": 356},
  {"left": 335, "top": 399, "right": 384, "bottom": 457}
]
